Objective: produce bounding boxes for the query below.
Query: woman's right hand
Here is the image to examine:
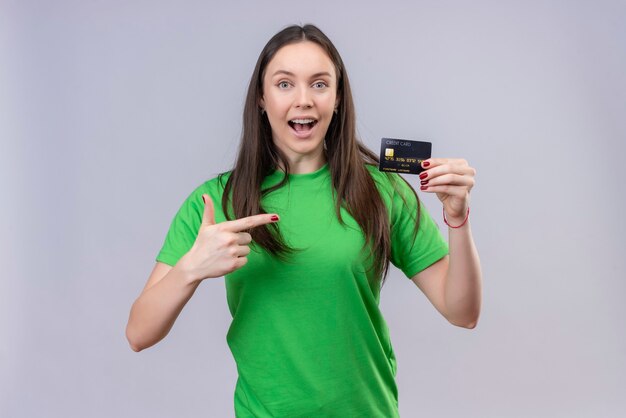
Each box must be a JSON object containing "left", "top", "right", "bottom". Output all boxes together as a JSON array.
[{"left": 178, "top": 194, "right": 279, "bottom": 284}]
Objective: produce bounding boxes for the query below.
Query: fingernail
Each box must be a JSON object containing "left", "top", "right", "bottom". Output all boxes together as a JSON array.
[
  {"left": 423, "top": 161, "right": 430, "bottom": 167},
  {"left": 420, "top": 180, "right": 429, "bottom": 185},
  {"left": 420, "top": 185, "right": 428, "bottom": 191},
  {"left": 419, "top": 172, "right": 428, "bottom": 180},
  {"left": 270, "top": 215, "right": 279, "bottom": 222}
]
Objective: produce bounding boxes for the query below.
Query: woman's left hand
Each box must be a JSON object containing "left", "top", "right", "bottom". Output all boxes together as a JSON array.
[{"left": 418, "top": 158, "right": 476, "bottom": 222}]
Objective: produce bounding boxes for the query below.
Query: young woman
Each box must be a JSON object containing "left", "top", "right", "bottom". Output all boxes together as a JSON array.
[{"left": 126, "top": 24, "right": 481, "bottom": 417}]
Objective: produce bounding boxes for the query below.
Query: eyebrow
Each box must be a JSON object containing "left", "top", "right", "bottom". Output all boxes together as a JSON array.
[{"left": 271, "top": 70, "right": 333, "bottom": 78}]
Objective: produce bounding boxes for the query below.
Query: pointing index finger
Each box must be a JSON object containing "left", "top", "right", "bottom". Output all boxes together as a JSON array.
[{"left": 220, "top": 213, "right": 280, "bottom": 232}]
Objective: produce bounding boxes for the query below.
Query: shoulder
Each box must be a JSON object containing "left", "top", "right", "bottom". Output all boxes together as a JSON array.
[
  {"left": 169, "top": 171, "right": 233, "bottom": 224},
  {"left": 187, "top": 171, "right": 233, "bottom": 200},
  {"left": 175, "top": 171, "right": 233, "bottom": 212}
]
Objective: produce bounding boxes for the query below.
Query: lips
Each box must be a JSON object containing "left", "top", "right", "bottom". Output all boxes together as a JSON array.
[
  {"left": 287, "top": 116, "right": 319, "bottom": 139},
  {"left": 288, "top": 118, "right": 318, "bottom": 133}
]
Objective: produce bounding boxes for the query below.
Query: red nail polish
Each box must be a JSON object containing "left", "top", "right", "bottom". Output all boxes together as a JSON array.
[
  {"left": 420, "top": 180, "right": 429, "bottom": 185},
  {"left": 270, "top": 215, "right": 279, "bottom": 222},
  {"left": 423, "top": 161, "right": 430, "bottom": 167},
  {"left": 420, "top": 185, "right": 428, "bottom": 191},
  {"left": 419, "top": 172, "right": 428, "bottom": 180}
]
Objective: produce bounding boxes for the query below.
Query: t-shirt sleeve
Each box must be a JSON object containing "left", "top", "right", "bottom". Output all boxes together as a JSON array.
[
  {"left": 387, "top": 174, "right": 449, "bottom": 279},
  {"left": 155, "top": 185, "right": 206, "bottom": 267}
]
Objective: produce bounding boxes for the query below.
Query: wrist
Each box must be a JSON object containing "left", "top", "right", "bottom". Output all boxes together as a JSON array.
[
  {"left": 175, "top": 254, "right": 201, "bottom": 286},
  {"left": 443, "top": 206, "right": 470, "bottom": 229}
]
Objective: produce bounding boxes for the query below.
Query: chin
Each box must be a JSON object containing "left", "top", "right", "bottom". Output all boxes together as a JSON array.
[{"left": 277, "top": 141, "right": 325, "bottom": 160}]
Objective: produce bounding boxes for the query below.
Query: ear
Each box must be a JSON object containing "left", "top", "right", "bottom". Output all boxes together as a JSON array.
[{"left": 259, "top": 96, "right": 265, "bottom": 111}]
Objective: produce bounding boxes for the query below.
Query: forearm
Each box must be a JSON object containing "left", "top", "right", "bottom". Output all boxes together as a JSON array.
[
  {"left": 444, "top": 218, "right": 482, "bottom": 328},
  {"left": 126, "top": 261, "right": 201, "bottom": 352}
]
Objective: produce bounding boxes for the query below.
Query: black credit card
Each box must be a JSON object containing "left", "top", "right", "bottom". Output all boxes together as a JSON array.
[{"left": 378, "top": 138, "right": 432, "bottom": 175}]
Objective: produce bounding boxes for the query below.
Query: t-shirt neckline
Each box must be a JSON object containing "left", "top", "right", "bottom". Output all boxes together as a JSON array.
[{"left": 267, "top": 163, "right": 330, "bottom": 183}]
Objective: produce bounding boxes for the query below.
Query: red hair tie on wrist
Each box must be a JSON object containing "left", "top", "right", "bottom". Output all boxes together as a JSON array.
[{"left": 443, "top": 207, "right": 470, "bottom": 229}]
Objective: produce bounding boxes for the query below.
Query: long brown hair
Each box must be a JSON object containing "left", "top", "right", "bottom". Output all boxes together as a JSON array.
[{"left": 221, "top": 24, "right": 421, "bottom": 287}]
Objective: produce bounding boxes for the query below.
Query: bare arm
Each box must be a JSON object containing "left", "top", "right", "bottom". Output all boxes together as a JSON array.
[
  {"left": 125, "top": 261, "right": 199, "bottom": 352},
  {"left": 411, "top": 219, "right": 482, "bottom": 328}
]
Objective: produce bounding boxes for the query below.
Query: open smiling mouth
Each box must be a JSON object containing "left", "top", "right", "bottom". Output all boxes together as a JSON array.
[{"left": 288, "top": 118, "right": 318, "bottom": 133}]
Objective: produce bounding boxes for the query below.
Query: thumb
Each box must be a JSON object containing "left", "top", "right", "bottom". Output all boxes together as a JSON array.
[{"left": 201, "top": 194, "right": 216, "bottom": 226}]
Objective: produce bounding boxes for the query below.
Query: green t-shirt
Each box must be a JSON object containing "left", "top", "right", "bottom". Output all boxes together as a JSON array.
[{"left": 156, "top": 163, "right": 449, "bottom": 417}]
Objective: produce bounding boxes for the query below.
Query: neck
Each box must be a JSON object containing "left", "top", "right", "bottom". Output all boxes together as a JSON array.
[{"left": 278, "top": 151, "right": 327, "bottom": 174}]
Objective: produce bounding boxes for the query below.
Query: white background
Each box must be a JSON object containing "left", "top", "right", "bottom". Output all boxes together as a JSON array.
[{"left": 1, "top": 0, "right": 625, "bottom": 417}]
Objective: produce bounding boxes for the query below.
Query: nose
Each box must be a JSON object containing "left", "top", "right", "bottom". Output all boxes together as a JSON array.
[{"left": 294, "top": 85, "right": 313, "bottom": 109}]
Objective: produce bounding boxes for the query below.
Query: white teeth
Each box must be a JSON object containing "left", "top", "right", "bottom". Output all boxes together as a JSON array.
[{"left": 290, "top": 118, "right": 315, "bottom": 124}]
